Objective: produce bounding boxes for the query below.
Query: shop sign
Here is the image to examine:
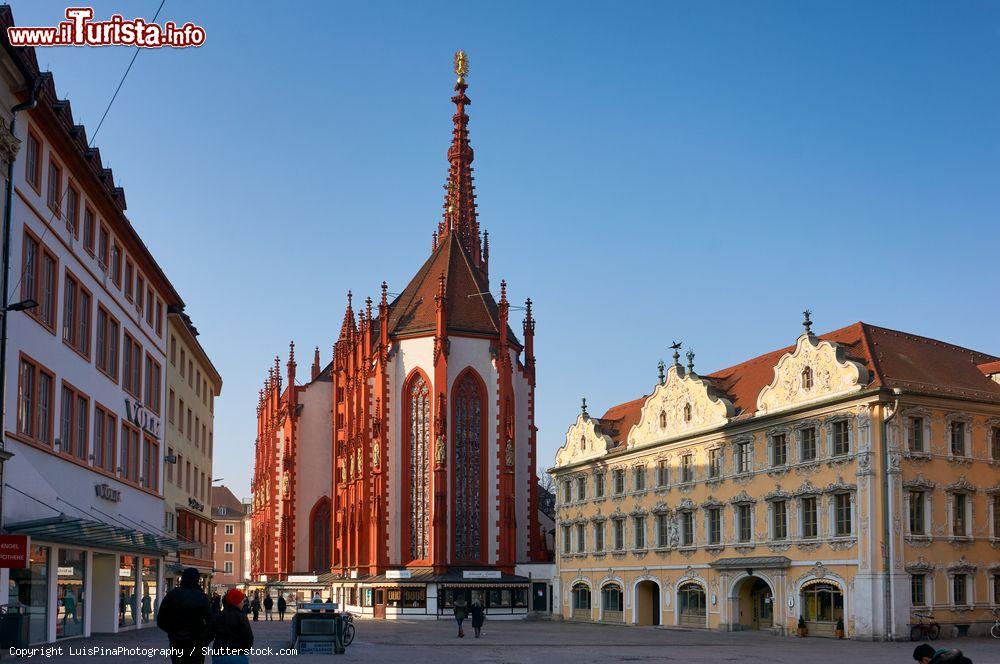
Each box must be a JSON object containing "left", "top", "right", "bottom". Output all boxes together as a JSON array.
[
  {"left": 0, "top": 535, "right": 29, "bottom": 569},
  {"left": 288, "top": 574, "right": 318, "bottom": 583},
  {"left": 462, "top": 570, "right": 501, "bottom": 579},
  {"left": 188, "top": 497, "right": 204, "bottom": 512},
  {"left": 385, "top": 570, "right": 411, "bottom": 579},
  {"left": 349, "top": 570, "right": 358, "bottom": 579},
  {"left": 95, "top": 483, "right": 121, "bottom": 503},
  {"left": 123, "top": 398, "right": 160, "bottom": 439},
  {"left": 57, "top": 566, "right": 76, "bottom": 576},
  {"left": 120, "top": 568, "right": 135, "bottom": 577}
]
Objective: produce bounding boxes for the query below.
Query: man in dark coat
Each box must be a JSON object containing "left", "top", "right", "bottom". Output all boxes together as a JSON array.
[
  {"left": 250, "top": 594, "right": 261, "bottom": 621},
  {"left": 156, "top": 568, "right": 213, "bottom": 664},
  {"left": 210, "top": 592, "right": 221, "bottom": 614},
  {"left": 276, "top": 594, "right": 287, "bottom": 621},
  {"left": 470, "top": 600, "right": 486, "bottom": 638},
  {"left": 262, "top": 593, "right": 273, "bottom": 620}
]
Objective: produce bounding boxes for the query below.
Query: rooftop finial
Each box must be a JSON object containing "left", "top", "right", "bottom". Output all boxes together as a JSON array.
[
  {"left": 803, "top": 309, "right": 813, "bottom": 335},
  {"left": 289, "top": 340, "right": 295, "bottom": 363},
  {"left": 581, "top": 397, "right": 588, "bottom": 416},
  {"left": 670, "top": 340, "right": 683, "bottom": 366},
  {"left": 454, "top": 50, "right": 469, "bottom": 83},
  {"left": 686, "top": 349, "right": 695, "bottom": 374},
  {"left": 380, "top": 281, "right": 388, "bottom": 308},
  {"left": 657, "top": 359, "right": 665, "bottom": 385}
]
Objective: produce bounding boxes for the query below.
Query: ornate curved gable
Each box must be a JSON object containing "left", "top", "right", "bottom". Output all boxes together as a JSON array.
[
  {"left": 554, "top": 413, "right": 615, "bottom": 467},
  {"left": 627, "top": 365, "right": 734, "bottom": 449},
  {"left": 756, "top": 332, "right": 869, "bottom": 415}
]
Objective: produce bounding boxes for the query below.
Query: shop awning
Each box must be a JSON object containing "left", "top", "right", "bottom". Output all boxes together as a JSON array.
[{"left": 5, "top": 516, "right": 184, "bottom": 556}]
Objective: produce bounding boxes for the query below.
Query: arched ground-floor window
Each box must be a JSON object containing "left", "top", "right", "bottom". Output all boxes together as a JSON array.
[
  {"left": 678, "top": 582, "right": 707, "bottom": 627},
  {"left": 601, "top": 583, "right": 624, "bottom": 623},
  {"left": 800, "top": 581, "right": 844, "bottom": 637},
  {"left": 571, "top": 583, "right": 591, "bottom": 620}
]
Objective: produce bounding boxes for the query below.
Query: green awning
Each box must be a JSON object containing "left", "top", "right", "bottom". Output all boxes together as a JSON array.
[{"left": 5, "top": 516, "right": 183, "bottom": 556}]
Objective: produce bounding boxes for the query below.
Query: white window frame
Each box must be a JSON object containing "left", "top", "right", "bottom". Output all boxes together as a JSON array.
[
  {"left": 830, "top": 491, "right": 854, "bottom": 537},
  {"left": 733, "top": 438, "right": 753, "bottom": 475},
  {"left": 949, "top": 571, "right": 973, "bottom": 608},
  {"left": 224, "top": 541, "right": 234, "bottom": 554},
  {"left": 225, "top": 523, "right": 235, "bottom": 535},
  {"left": 826, "top": 416, "right": 852, "bottom": 457}
]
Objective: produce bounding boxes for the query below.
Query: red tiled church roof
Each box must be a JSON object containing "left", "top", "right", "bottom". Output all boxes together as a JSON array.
[{"left": 592, "top": 322, "right": 1000, "bottom": 448}]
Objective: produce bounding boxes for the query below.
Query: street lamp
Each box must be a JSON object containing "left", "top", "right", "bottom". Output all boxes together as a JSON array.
[{"left": 5, "top": 299, "right": 36, "bottom": 312}]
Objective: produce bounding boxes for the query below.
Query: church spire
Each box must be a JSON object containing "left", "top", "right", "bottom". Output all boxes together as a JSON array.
[{"left": 438, "top": 50, "right": 484, "bottom": 276}]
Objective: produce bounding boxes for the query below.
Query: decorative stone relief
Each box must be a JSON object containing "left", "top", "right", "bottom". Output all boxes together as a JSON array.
[
  {"left": 757, "top": 333, "right": 868, "bottom": 415},
  {"left": 627, "top": 364, "right": 735, "bottom": 449},
  {"left": 555, "top": 413, "right": 616, "bottom": 467}
]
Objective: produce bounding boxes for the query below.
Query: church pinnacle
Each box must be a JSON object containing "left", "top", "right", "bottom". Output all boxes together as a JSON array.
[{"left": 437, "top": 50, "right": 486, "bottom": 279}]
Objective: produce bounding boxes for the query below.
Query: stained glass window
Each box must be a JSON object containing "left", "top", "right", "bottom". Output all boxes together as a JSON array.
[
  {"left": 408, "top": 375, "right": 430, "bottom": 560},
  {"left": 454, "top": 373, "right": 483, "bottom": 561}
]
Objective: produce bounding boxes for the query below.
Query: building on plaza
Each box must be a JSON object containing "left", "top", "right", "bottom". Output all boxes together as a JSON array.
[
  {"left": 0, "top": 7, "right": 192, "bottom": 643},
  {"left": 210, "top": 485, "right": 247, "bottom": 590},
  {"left": 551, "top": 317, "right": 1000, "bottom": 639},
  {"left": 162, "top": 311, "right": 222, "bottom": 588},
  {"left": 250, "top": 53, "right": 554, "bottom": 618}
]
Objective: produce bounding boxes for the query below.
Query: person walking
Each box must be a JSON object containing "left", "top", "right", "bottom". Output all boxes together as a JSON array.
[
  {"left": 470, "top": 599, "right": 485, "bottom": 638},
  {"left": 250, "top": 594, "right": 261, "bottom": 622},
  {"left": 276, "top": 594, "right": 287, "bottom": 621},
  {"left": 156, "top": 567, "right": 214, "bottom": 664},
  {"left": 262, "top": 594, "right": 273, "bottom": 621},
  {"left": 141, "top": 593, "right": 152, "bottom": 622},
  {"left": 241, "top": 597, "right": 250, "bottom": 616},
  {"left": 452, "top": 597, "right": 469, "bottom": 638},
  {"left": 212, "top": 589, "right": 254, "bottom": 664},
  {"left": 211, "top": 592, "right": 222, "bottom": 614}
]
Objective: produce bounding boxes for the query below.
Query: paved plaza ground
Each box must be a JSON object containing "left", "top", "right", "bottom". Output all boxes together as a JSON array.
[{"left": 6, "top": 618, "right": 999, "bottom": 663}]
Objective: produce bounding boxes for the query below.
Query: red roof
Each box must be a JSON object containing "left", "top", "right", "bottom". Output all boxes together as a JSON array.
[
  {"left": 593, "top": 322, "right": 1000, "bottom": 448},
  {"left": 382, "top": 233, "right": 520, "bottom": 344}
]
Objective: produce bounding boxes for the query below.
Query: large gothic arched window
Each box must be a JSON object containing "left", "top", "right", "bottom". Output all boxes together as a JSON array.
[
  {"left": 453, "top": 371, "right": 485, "bottom": 562},
  {"left": 406, "top": 373, "right": 431, "bottom": 561},
  {"left": 309, "top": 497, "right": 331, "bottom": 572}
]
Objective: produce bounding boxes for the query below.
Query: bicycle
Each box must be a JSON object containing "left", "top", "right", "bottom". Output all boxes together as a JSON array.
[
  {"left": 910, "top": 612, "right": 940, "bottom": 641},
  {"left": 991, "top": 609, "right": 1000, "bottom": 639},
  {"left": 342, "top": 611, "right": 356, "bottom": 646}
]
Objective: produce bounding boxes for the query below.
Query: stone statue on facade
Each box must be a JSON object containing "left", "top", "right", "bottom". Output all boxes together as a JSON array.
[
  {"left": 435, "top": 435, "right": 446, "bottom": 466},
  {"left": 372, "top": 440, "right": 380, "bottom": 469},
  {"left": 505, "top": 438, "right": 515, "bottom": 467}
]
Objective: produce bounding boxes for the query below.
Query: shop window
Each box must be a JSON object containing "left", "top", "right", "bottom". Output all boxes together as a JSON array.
[
  {"left": 11, "top": 545, "right": 50, "bottom": 644},
  {"left": 678, "top": 582, "right": 706, "bottom": 626},
  {"left": 119, "top": 555, "right": 139, "bottom": 627},
  {"left": 571, "top": 583, "right": 591, "bottom": 611},
  {"left": 801, "top": 582, "right": 844, "bottom": 625},
  {"left": 601, "top": 584, "right": 623, "bottom": 614},
  {"left": 56, "top": 549, "right": 86, "bottom": 639}
]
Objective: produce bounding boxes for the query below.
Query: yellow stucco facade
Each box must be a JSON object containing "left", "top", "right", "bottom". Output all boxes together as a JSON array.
[{"left": 550, "top": 324, "right": 1000, "bottom": 640}]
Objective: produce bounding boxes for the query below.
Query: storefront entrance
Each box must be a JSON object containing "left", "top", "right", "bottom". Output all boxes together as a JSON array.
[
  {"left": 531, "top": 582, "right": 548, "bottom": 612},
  {"left": 634, "top": 581, "right": 660, "bottom": 626},
  {"left": 373, "top": 589, "right": 387, "bottom": 619},
  {"left": 736, "top": 577, "right": 773, "bottom": 630}
]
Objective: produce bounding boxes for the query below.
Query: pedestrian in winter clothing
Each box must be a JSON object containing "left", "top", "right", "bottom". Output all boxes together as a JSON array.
[
  {"left": 156, "top": 567, "right": 214, "bottom": 664},
  {"left": 241, "top": 598, "right": 250, "bottom": 616},
  {"left": 913, "top": 644, "right": 974, "bottom": 664},
  {"left": 276, "top": 595, "right": 287, "bottom": 621},
  {"left": 262, "top": 594, "right": 273, "bottom": 621},
  {"left": 212, "top": 589, "right": 254, "bottom": 664},
  {"left": 470, "top": 600, "right": 486, "bottom": 638},
  {"left": 453, "top": 598, "right": 468, "bottom": 637},
  {"left": 211, "top": 593, "right": 222, "bottom": 614},
  {"left": 250, "top": 595, "right": 261, "bottom": 621}
]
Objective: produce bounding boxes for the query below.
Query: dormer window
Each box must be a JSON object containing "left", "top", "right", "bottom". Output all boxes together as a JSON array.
[
  {"left": 801, "top": 366, "right": 813, "bottom": 390},
  {"left": 683, "top": 403, "right": 692, "bottom": 423},
  {"left": 659, "top": 410, "right": 667, "bottom": 429}
]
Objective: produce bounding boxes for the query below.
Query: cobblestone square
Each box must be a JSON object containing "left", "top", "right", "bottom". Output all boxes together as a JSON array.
[{"left": 6, "top": 619, "right": 999, "bottom": 664}]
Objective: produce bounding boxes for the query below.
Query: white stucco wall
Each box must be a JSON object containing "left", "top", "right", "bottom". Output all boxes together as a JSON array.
[{"left": 293, "top": 379, "right": 333, "bottom": 571}]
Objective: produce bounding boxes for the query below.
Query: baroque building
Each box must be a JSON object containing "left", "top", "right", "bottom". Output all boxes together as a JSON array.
[
  {"left": 250, "top": 53, "right": 553, "bottom": 618},
  {"left": 551, "top": 316, "right": 1000, "bottom": 639}
]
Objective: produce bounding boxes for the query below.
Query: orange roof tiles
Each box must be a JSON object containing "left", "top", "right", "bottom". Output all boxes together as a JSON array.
[{"left": 592, "top": 322, "right": 1000, "bottom": 449}]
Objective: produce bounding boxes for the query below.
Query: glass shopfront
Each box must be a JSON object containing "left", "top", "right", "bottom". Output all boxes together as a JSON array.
[
  {"left": 9, "top": 545, "right": 50, "bottom": 644},
  {"left": 56, "top": 549, "right": 86, "bottom": 639},
  {"left": 439, "top": 586, "right": 528, "bottom": 613},
  {"left": 119, "top": 555, "right": 139, "bottom": 627},
  {"left": 141, "top": 558, "right": 159, "bottom": 623}
]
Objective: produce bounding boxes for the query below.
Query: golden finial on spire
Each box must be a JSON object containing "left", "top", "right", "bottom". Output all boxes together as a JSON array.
[{"left": 454, "top": 50, "right": 469, "bottom": 83}]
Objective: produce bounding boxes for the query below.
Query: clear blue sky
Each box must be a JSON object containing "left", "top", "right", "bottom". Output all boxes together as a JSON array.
[{"left": 12, "top": 1, "right": 1000, "bottom": 500}]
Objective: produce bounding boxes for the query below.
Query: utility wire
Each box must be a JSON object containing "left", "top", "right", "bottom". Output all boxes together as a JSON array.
[{"left": 8, "top": 0, "right": 167, "bottom": 301}]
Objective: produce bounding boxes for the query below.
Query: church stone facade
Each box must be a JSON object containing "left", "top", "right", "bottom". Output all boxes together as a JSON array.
[
  {"left": 250, "top": 54, "right": 553, "bottom": 619},
  {"left": 551, "top": 318, "right": 1000, "bottom": 639}
]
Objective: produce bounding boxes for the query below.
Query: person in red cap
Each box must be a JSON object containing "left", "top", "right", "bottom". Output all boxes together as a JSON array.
[{"left": 211, "top": 588, "right": 254, "bottom": 664}]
